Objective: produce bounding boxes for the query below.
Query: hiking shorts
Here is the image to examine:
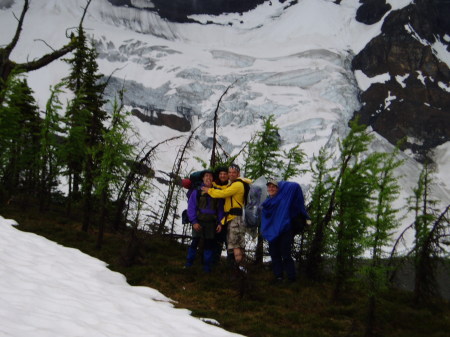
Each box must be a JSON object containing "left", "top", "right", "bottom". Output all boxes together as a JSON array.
[
  {"left": 191, "top": 220, "right": 216, "bottom": 240},
  {"left": 227, "top": 216, "right": 245, "bottom": 251}
]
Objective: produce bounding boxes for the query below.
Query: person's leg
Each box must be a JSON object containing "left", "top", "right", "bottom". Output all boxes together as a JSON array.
[
  {"left": 234, "top": 247, "right": 244, "bottom": 264},
  {"left": 186, "top": 237, "right": 200, "bottom": 267},
  {"left": 227, "top": 217, "right": 246, "bottom": 266},
  {"left": 213, "top": 225, "right": 226, "bottom": 264},
  {"left": 202, "top": 222, "right": 216, "bottom": 272},
  {"left": 279, "top": 230, "right": 295, "bottom": 281},
  {"left": 268, "top": 236, "right": 283, "bottom": 279},
  {"left": 221, "top": 224, "right": 234, "bottom": 264},
  {"left": 203, "top": 238, "right": 215, "bottom": 272}
]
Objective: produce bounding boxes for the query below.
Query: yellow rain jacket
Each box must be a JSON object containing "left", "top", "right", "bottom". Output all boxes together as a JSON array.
[{"left": 207, "top": 177, "right": 252, "bottom": 224}]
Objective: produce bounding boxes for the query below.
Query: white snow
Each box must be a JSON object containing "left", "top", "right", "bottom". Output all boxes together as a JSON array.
[
  {"left": 0, "top": 216, "right": 242, "bottom": 337},
  {"left": 0, "top": 1, "right": 449, "bottom": 332},
  {"left": 432, "top": 38, "right": 450, "bottom": 68},
  {"left": 395, "top": 73, "right": 410, "bottom": 88},
  {"left": 384, "top": 91, "right": 396, "bottom": 109},
  {"left": 0, "top": 0, "right": 448, "bottom": 255},
  {"left": 438, "top": 81, "right": 450, "bottom": 92},
  {"left": 354, "top": 71, "right": 391, "bottom": 91},
  {"left": 434, "top": 142, "right": 450, "bottom": 194}
]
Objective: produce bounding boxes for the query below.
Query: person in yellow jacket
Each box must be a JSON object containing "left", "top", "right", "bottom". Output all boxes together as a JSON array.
[
  {"left": 212, "top": 166, "right": 232, "bottom": 264},
  {"left": 202, "top": 164, "right": 251, "bottom": 269}
]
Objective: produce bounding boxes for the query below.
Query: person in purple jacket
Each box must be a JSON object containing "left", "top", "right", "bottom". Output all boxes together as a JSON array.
[{"left": 185, "top": 169, "right": 225, "bottom": 272}]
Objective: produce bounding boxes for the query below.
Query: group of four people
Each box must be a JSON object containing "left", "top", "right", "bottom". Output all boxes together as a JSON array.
[{"left": 184, "top": 164, "right": 310, "bottom": 282}]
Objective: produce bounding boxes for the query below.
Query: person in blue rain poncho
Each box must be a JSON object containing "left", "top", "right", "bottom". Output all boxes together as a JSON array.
[{"left": 261, "top": 179, "right": 311, "bottom": 282}]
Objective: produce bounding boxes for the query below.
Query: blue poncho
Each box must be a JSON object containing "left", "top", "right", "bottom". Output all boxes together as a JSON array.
[{"left": 261, "top": 181, "right": 309, "bottom": 242}]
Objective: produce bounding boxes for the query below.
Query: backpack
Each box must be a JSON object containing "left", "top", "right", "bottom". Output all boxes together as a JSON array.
[
  {"left": 187, "top": 170, "right": 204, "bottom": 190},
  {"left": 234, "top": 178, "right": 251, "bottom": 206},
  {"left": 195, "top": 189, "right": 220, "bottom": 223},
  {"left": 243, "top": 176, "right": 267, "bottom": 228},
  {"left": 227, "top": 178, "right": 251, "bottom": 216},
  {"left": 180, "top": 170, "right": 206, "bottom": 224},
  {"left": 291, "top": 214, "right": 307, "bottom": 235},
  {"left": 181, "top": 209, "right": 190, "bottom": 224}
]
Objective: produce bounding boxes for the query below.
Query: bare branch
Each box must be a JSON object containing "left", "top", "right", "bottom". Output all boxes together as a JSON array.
[
  {"left": 79, "top": 0, "right": 93, "bottom": 30},
  {"left": 33, "top": 39, "right": 56, "bottom": 52},
  {"left": 159, "top": 126, "right": 201, "bottom": 233},
  {"left": 101, "top": 64, "right": 129, "bottom": 96},
  {"left": 17, "top": 43, "right": 76, "bottom": 73},
  {"left": 210, "top": 78, "right": 239, "bottom": 167},
  {"left": 113, "top": 135, "right": 183, "bottom": 231},
  {"left": 4, "top": 0, "right": 29, "bottom": 57},
  {"left": 389, "top": 223, "right": 414, "bottom": 260},
  {"left": 1, "top": 0, "right": 94, "bottom": 105}
]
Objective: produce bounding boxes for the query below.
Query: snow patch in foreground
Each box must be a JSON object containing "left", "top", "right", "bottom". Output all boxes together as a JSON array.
[{"left": 0, "top": 216, "right": 242, "bottom": 337}]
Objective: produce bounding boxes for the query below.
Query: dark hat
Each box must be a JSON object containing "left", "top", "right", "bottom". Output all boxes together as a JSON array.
[
  {"left": 201, "top": 169, "right": 214, "bottom": 179},
  {"left": 215, "top": 166, "right": 228, "bottom": 174},
  {"left": 266, "top": 179, "right": 278, "bottom": 187}
]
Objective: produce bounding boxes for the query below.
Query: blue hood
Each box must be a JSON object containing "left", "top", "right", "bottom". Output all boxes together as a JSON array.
[{"left": 261, "top": 181, "right": 309, "bottom": 242}]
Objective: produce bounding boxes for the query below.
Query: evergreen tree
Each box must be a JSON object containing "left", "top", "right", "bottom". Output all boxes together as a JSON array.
[
  {"left": 80, "top": 41, "right": 108, "bottom": 233},
  {"left": 63, "top": 27, "right": 90, "bottom": 202},
  {"left": 93, "top": 94, "right": 135, "bottom": 248},
  {"left": 244, "top": 114, "right": 284, "bottom": 264},
  {"left": 363, "top": 150, "right": 403, "bottom": 336},
  {"left": 305, "top": 146, "right": 336, "bottom": 281},
  {"left": 0, "top": 75, "right": 23, "bottom": 199},
  {"left": 62, "top": 28, "right": 108, "bottom": 231},
  {"left": 331, "top": 120, "right": 374, "bottom": 299},
  {"left": 0, "top": 76, "right": 41, "bottom": 199},
  {"left": 310, "top": 119, "right": 372, "bottom": 289},
  {"left": 245, "top": 114, "right": 282, "bottom": 180},
  {"left": 15, "top": 79, "right": 41, "bottom": 193},
  {"left": 62, "top": 94, "right": 89, "bottom": 212},
  {"left": 281, "top": 145, "right": 307, "bottom": 180},
  {"left": 38, "top": 83, "right": 65, "bottom": 210},
  {"left": 333, "top": 153, "right": 375, "bottom": 298},
  {"left": 408, "top": 162, "right": 443, "bottom": 303}
]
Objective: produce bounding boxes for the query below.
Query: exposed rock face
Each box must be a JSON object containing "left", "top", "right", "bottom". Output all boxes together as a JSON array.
[
  {"left": 352, "top": 0, "right": 450, "bottom": 160},
  {"left": 356, "top": 0, "right": 391, "bottom": 25},
  {"left": 106, "top": 0, "right": 267, "bottom": 22},
  {"left": 131, "top": 108, "right": 191, "bottom": 132}
]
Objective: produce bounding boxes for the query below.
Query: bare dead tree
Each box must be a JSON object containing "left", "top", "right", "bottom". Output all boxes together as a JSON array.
[
  {"left": 210, "top": 79, "right": 238, "bottom": 168},
  {"left": 414, "top": 204, "right": 450, "bottom": 302},
  {"left": 388, "top": 204, "right": 450, "bottom": 301},
  {"left": 113, "top": 135, "right": 182, "bottom": 232},
  {"left": 158, "top": 126, "right": 200, "bottom": 234},
  {"left": 0, "top": 0, "right": 92, "bottom": 104}
]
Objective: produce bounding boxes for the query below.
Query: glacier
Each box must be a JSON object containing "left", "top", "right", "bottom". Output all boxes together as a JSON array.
[{"left": 0, "top": 0, "right": 449, "bottom": 251}]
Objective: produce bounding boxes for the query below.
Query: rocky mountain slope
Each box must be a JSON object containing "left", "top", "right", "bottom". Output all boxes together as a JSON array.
[{"left": 1, "top": 0, "right": 449, "bottom": 237}]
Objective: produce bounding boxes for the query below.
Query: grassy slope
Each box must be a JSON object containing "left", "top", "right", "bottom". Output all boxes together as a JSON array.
[{"left": 2, "top": 205, "right": 449, "bottom": 337}]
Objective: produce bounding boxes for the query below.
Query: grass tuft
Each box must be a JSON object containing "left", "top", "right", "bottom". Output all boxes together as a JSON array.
[{"left": 2, "top": 205, "right": 449, "bottom": 337}]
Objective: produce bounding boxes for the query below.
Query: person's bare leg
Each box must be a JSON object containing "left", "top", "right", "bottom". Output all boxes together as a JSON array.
[{"left": 234, "top": 248, "right": 244, "bottom": 264}]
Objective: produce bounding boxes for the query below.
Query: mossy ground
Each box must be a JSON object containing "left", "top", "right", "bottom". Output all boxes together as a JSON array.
[{"left": 2, "top": 204, "right": 449, "bottom": 337}]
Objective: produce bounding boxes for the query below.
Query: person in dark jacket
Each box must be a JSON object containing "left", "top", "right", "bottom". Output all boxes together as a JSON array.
[
  {"left": 212, "top": 166, "right": 233, "bottom": 264},
  {"left": 261, "top": 179, "right": 311, "bottom": 282},
  {"left": 185, "top": 169, "right": 224, "bottom": 272}
]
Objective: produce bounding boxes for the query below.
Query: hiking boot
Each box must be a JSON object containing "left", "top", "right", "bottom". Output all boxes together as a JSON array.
[{"left": 270, "top": 277, "right": 284, "bottom": 285}]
